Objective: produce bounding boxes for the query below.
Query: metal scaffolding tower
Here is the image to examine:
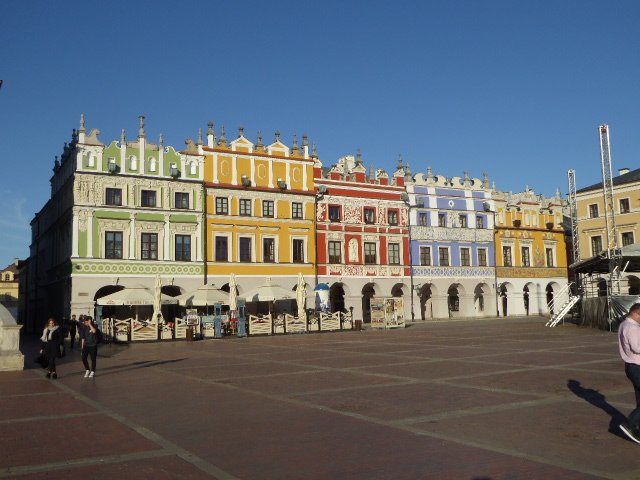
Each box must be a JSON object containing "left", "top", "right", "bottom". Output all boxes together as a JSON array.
[
  {"left": 567, "top": 169, "right": 580, "bottom": 264},
  {"left": 599, "top": 124, "right": 622, "bottom": 326}
]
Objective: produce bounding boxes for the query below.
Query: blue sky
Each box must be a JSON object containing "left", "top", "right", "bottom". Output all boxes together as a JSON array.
[{"left": 1, "top": 0, "right": 639, "bottom": 266}]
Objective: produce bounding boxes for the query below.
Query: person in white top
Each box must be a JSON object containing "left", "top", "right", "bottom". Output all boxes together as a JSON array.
[{"left": 618, "top": 303, "right": 640, "bottom": 443}]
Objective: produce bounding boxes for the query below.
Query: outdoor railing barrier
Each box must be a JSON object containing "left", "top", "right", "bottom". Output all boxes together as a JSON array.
[
  {"left": 285, "top": 314, "right": 307, "bottom": 333},
  {"left": 248, "top": 314, "right": 272, "bottom": 335},
  {"left": 320, "top": 312, "right": 341, "bottom": 331}
]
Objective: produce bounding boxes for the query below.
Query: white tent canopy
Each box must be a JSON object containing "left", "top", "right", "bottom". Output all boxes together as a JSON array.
[
  {"left": 96, "top": 285, "right": 178, "bottom": 306},
  {"left": 240, "top": 280, "right": 295, "bottom": 302},
  {"left": 176, "top": 284, "right": 229, "bottom": 307}
]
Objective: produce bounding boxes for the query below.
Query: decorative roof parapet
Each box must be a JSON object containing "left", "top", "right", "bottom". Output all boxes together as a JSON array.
[{"left": 412, "top": 169, "right": 488, "bottom": 190}]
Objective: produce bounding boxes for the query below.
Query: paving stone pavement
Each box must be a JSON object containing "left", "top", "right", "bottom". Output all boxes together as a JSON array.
[{"left": 2, "top": 317, "right": 638, "bottom": 479}]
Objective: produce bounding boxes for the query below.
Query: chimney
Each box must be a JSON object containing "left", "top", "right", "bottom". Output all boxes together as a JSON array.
[{"left": 619, "top": 167, "right": 630, "bottom": 176}]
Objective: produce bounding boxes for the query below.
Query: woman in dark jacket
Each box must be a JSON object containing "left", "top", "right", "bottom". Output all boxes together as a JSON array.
[{"left": 40, "top": 318, "right": 63, "bottom": 379}]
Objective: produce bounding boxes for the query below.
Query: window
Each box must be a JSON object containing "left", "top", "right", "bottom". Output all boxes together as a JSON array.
[
  {"left": 175, "top": 235, "right": 191, "bottom": 261},
  {"left": 419, "top": 246, "right": 431, "bottom": 266},
  {"left": 215, "top": 236, "right": 228, "bottom": 261},
  {"left": 239, "top": 237, "right": 252, "bottom": 262},
  {"left": 459, "top": 214, "right": 468, "bottom": 228},
  {"left": 546, "top": 248, "right": 554, "bottom": 267},
  {"left": 141, "top": 233, "right": 158, "bottom": 260},
  {"left": 388, "top": 210, "right": 399, "bottom": 225},
  {"left": 476, "top": 216, "right": 484, "bottom": 229},
  {"left": 460, "top": 247, "right": 471, "bottom": 266},
  {"left": 591, "top": 236, "right": 602, "bottom": 255},
  {"left": 622, "top": 232, "right": 634, "bottom": 246},
  {"left": 216, "top": 197, "right": 228, "bottom": 215},
  {"left": 263, "top": 200, "right": 274, "bottom": 217},
  {"left": 503, "top": 246, "right": 512, "bottom": 267},
  {"left": 175, "top": 192, "right": 189, "bottom": 209},
  {"left": 419, "top": 213, "right": 428, "bottom": 226},
  {"left": 292, "top": 239, "right": 304, "bottom": 263},
  {"left": 364, "top": 207, "right": 376, "bottom": 224},
  {"left": 328, "top": 241, "right": 341, "bottom": 264},
  {"left": 620, "top": 198, "right": 631, "bottom": 214},
  {"left": 105, "top": 188, "right": 122, "bottom": 206},
  {"left": 141, "top": 190, "right": 156, "bottom": 207},
  {"left": 388, "top": 243, "right": 400, "bottom": 265},
  {"left": 329, "top": 205, "right": 341, "bottom": 222},
  {"left": 263, "top": 238, "right": 275, "bottom": 263},
  {"left": 292, "top": 202, "right": 303, "bottom": 219},
  {"left": 521, "top": 247, "right": 531, "bottom": 267},
  {"left": 239, "top": 199, "right": 252, "bottom": 216},
  {"left": 438, "top": 247, "right": 450, "bottom": 266},
  {"left": 364, "top": 242, "right": 377, "bottom": 264},
  {"left": 438, "top": 213, "right": 446, "bottom": 227},
  {"left": 478, "top": 248, "right": 488, "bottom": 267},
  {"left": 105, "top": 231, "right": 123, "bottom": 259},
  {"left": 589, "top": 204, "right": 599, "bottom": 218}
]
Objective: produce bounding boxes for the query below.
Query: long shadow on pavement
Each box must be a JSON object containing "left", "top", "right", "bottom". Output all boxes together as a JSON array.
[{"left": 567, "top": 379, "right": 628, "bottom": 441}]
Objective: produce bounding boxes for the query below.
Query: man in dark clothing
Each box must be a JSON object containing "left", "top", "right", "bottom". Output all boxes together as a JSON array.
[
  {"left": 68, "top": 314, "right": 78, "bottom": 349},
  {"left": 79, "top": 316, "right": 100, "bottom": 378}
]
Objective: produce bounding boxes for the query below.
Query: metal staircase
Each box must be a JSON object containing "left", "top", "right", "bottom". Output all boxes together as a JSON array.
[{"left": 546, "top": 293, "right": 581, "bottom": 327}]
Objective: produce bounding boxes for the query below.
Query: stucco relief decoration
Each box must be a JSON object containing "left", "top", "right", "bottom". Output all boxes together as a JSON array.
[
  {"left": 378, "top": 208, "right": 387, "bottom": 225},
  {"left": 400, "top": 207, "right": 408, "bottom": 226},
  {"left": 348, "top": 238, "right": 359, "bottom": 262},
  {"left": 363, "top": 234, "right": 377, "bottom": 242},
  {"left": 99, "top": 219, "right": 129, "bottom": 234},
  {"left": 343, "top": 205, "right": 361, "bottom": 224},
  {"left": 327, "top": 232, "right": 342, "bottom": 240},
  {"left": 220, "top": 160, "right": 230, "bottom": 177},
  {"left": 316, "top": 203, "right": 326, "bottom": 221},
  {"left": 170, "top": 223, "right": 198, "bottom": 234},
  {"left": 163, "top": 189, "right": 170, "bottom": 208},
  {"left": 257, "top": 164, "right": 266, "bottom": 180},
  {"left": 78, "top": 210, "right": 88, "bottom": 232},
  {"left": 412, "top": 266, "right": 495, "bottom": 278},
  {"left": 136, "top": 221, "right": 164, "bottom": 234},
  {"left": 411, "top": 226, "right": 493, "bottom": 243}
]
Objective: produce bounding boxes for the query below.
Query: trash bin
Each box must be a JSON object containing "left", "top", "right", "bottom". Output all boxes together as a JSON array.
[
  {"left": 186, "top": 327, "right": 194, "bottom": 341},
  {"left": 354, "top": 319, "right": 363, "bottom": 331}
]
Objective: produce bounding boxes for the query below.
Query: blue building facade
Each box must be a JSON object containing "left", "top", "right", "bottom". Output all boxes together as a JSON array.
[{"left": 406, "top": 169, "right": 497, "bottom": 319}]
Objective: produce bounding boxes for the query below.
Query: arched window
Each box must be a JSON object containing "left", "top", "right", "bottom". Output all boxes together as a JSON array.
[
  {"left": 190, "top": 161, "right": 197, "bottom": 175},
  {"left": 129, "top": 155, "right": 137, "bottom": 170},
  {"left": 149, "top": 157, "right": 156, "bottom": 172},
  {"left": 87, "top": 154, "right": 95, "bottom": 167}
]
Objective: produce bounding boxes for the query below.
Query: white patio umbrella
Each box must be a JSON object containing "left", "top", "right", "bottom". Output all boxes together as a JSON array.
[
  {"left": 152, "top": 275, "right": 163, "bottom": 322},
  {"left": 95, "top": 285, "right": 178, "bottom": 306},
  {"left": 297, "top": 273, "right": 306, "bottom": 321},
  {"left": 240, "top": 278, "right": 296, "bottom": 302},
  {"left": 176, "top": 284, "right": 229, "bottom": 307},
  {"left": 229, "top": 273, "right": 238, "bottom": 313}
]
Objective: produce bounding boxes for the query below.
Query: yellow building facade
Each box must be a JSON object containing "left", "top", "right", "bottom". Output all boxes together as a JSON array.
[
  {"left": 202, "top": 125, "right": 316, "bottom": 294},
  {"left": 493, "top": 189, "right": 569, "bottom": 316},
  {"left": 575, "top": 167, "right": 640, "bottom": 296}
]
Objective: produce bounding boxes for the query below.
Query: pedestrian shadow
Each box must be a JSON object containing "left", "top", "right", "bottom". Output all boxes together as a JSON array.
[
  {"left": 567, "top": 379, "right": 628, "bottom": 441},
  {"left": 91, "top": 358, "right": 186, "bottom": 377}
]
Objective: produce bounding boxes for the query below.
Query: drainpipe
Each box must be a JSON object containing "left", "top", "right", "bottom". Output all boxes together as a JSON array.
[
  {"left": 492, "top": 211, "right": 500, "bottom": 317},
  {"left": 202, "top": 182, "right": 208, "bottom": 285}
]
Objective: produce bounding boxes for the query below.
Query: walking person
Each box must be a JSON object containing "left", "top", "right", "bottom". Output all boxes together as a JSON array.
[
  {"left": 618, "top": 303, "right": 640, "bottom": 443},
  {"left": 80, "top": 316, "right": 100, "bottom": 378},
  {"left": 40, "top": 318, "right": 63, "bottom": 379},
  {"left": 68, "top": 314, "right": 79, "bottom": 350}
]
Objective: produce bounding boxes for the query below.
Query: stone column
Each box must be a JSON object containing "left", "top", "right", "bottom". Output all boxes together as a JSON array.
[
  {"left": 345, "top": 295, "right": 362, "bottom": 321},
  {"left": 508, "top": 292, "right": 528, "bottom": 316},
  {"left": 0, "top": 305, "right": 24, "bottom": 371},
  {"left": 431, "top": 294, "right": 449, "bottom": 319}
]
